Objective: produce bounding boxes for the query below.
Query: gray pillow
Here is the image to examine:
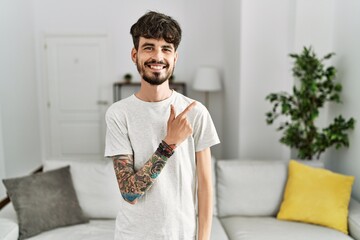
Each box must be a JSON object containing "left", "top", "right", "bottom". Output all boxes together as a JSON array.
[{"left": 2, "top": 166, "right": 89, "bottom": 240}]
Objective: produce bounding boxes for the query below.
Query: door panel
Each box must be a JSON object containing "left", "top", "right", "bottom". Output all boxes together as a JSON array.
[
  {"left": 60, "top": 122, "right": 101, "bottom": 156},
  {"left": 57, "top": 44, "right": 101, "bottom": 111}
]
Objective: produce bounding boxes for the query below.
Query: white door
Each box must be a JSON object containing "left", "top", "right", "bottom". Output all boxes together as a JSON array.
[{"left": 45, "top": 35, "right": 111, "bottom": 160}]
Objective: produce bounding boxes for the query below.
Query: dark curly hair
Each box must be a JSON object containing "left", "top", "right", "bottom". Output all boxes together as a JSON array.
[{"left": 130, "top": 11, "right": 182, "bottom": 50}]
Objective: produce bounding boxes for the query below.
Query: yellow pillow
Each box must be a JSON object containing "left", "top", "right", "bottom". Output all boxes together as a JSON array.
[{"left": 277, "top": 160, "right": 355, "bottom": 234}]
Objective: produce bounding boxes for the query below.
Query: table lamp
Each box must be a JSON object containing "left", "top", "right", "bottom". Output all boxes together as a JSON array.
[{"left": 193, "top": 67, "right": 222, "bottom": 108}]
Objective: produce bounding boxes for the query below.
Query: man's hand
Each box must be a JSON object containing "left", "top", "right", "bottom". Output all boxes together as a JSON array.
[{"left": 164, "top": 101, "right": 196, "bottom": 146}]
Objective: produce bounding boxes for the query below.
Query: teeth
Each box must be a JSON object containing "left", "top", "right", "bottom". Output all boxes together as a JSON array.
[{"left": 149, "top": 65, "right": 164, "bottom": 70}]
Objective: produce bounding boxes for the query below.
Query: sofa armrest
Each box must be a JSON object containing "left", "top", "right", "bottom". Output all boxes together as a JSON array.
[
  {"left": 0, "top": 219, "right": 18, "bottom": 240},
  {"left": 0, "top": 204, "right": 18, "bottom": 240},
  {"left": 349, "top": 198, "right": 360, "bottom": 240},
  {"left": 211, "top": 216, "right": 229, "bottom": 240}
]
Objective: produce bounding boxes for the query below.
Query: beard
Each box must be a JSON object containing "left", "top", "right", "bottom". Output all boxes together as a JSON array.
[{"left": 136, "top": 59, "right": 174, "bottom": 86}]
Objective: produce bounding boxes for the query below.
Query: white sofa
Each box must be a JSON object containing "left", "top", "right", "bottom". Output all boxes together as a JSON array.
[
  {"left": 1, "top": 159, "right": 360, "bottom": 240},
  {"left": 214, "top": 160, "right": 360, "bottom": 240}
]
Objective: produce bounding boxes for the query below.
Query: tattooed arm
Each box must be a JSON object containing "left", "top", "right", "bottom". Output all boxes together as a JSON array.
[
  {"left": 112, "top": 102, "right": 197, "bottom": 205},
  {"left": 112, "top": 141, "right": 174, "bottom": 204}
]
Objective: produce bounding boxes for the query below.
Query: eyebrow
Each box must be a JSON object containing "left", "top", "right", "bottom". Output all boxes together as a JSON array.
[
  {"left": 140, "top": 42, "right": 174, "bottom": 50},
  {"left": 162, "top": 45, "right": 174, "bottom": 50},
  {"left": 141, "top": 43, "right": 155, "bottom": 48}
]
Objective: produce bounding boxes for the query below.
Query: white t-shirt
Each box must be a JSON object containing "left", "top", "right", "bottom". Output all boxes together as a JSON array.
[{"left": 105, "top": 91, "right": 220, "bottom": 240}]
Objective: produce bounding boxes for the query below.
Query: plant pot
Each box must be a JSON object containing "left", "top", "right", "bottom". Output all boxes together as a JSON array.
[
  {"left": 290, "top": 149, "right": 324, "bottom": 168},
  {"left": 292, "top": 159, "right": 324, "bottom": 168}
]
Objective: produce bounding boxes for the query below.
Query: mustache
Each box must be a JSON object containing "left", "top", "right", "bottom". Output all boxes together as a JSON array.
[{"left": 145, "top": 60, "right": 168, "bottom": 66}]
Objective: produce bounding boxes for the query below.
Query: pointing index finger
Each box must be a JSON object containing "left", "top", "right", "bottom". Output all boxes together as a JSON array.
[{"left": 179, "top": 101, "right": 197, "bottom": 117}]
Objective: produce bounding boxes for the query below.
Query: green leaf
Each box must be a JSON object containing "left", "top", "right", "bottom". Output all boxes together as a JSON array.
[
  {"left": 334, "top": 83, "right": 342, "bottom": 92},
  {"left": 323, "top": 52, "right": 335, "bottom": 60}
]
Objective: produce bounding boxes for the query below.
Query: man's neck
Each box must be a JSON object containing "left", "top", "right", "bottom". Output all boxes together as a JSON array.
[{"left": 135, "top": 80, "right": 173, "bottom": 102}]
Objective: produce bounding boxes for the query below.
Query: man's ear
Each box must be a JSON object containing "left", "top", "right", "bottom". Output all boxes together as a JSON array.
[
  {"left": 174, "top": 51, "right": 179, "bottom": 64},
  {"left": 131, "top": 48, "right": 137, "bottom": 63}
]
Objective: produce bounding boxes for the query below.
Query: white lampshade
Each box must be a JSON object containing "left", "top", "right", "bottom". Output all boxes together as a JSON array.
[{"left": 193, "top": 67, "right": 222, "bottom": 92}]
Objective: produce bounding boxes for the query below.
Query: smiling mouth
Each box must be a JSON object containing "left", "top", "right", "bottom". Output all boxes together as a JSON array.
[
  {"left": 145, "top": 61, "right": 167, "bottom": 70},
  {"left": 147, "top": 64, "right": 166, "bottom": 70}
]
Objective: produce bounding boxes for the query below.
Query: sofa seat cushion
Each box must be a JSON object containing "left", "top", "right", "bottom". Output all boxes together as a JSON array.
[
  {"left": 220, "top": 216, "right": 353, "bottom": 240},
  {"left": 211, "top": 216, "right": 229, "bottom": 240},
  {"left": 0, "top": 203, "right": 115, "bottom": 240},
  {"left": 26, "top": 220, "right": 115, "bottom": 240}
]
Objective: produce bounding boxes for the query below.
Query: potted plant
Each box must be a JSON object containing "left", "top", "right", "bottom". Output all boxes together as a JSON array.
[
  {"left": 123, "top": 73, "right": 132, "bottom": 84},
  {"left": 265, "top": 46, "right": 355, "bottom": 160}
]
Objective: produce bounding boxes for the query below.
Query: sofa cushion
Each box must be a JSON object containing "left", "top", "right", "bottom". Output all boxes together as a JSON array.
[
  {"left": 211, "top": 216, "right": 229, "bottom": 240},
  {"left": 43, "top": 159, "right": 123, "bottom": 219},
  {"left": 0, "top": 218, "right": 18, "bottom": 240},
  {"left": 26, "top": 220, "right": 115, "bottom": 240},
  {"left": 0, "top": 204, "right": 115, "bottom": 240},
  {"left": 0, "top": 203, "right": 18, "bottom": 240},
  {"left": 349, "top": 199, "right": 360, "bottom": 240},
  {"left": 277, "top": 160, "right": 354, "bottom": 234},
  {"left": 220, "top": 216, "right": 354, "bottom": 240},
  {"left": 216, "top": 160, "right": 287, "bottom": 217},
  {"left": 2, "top": 166, "right": 89, "bottom": 240}
]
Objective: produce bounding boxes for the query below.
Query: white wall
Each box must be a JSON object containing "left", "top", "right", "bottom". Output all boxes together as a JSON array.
[
  {"left": 293, "top": 0, "right": 335, "bottom": 55},
  {"left": 222, "top": 0, "right": 241, "bottom": 159},
  {"left": 238, "top": 0, "right": 294, "bottom": 160},
  {"left": 326, "top": 0, "right": 360, "bottom": 201},
  {"left": 0, "top": 0, "right": 42, "bottom": 180}
]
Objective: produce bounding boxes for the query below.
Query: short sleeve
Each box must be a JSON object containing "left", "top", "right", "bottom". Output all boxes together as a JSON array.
[
  {"left": 104, "top": 109, "right": 133, "bottom": 157},
  {"left": 193, "top": 107, "right": 220, "bottom": 152}
]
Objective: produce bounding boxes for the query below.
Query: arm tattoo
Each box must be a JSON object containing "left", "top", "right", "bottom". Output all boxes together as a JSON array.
[{"left": 113, "top": 141, "right": 174, "bottom": 204}]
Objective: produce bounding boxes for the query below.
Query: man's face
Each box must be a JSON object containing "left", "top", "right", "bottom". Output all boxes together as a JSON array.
[{"left": 132, "top": 37, "right": 178, "bottom": 85}]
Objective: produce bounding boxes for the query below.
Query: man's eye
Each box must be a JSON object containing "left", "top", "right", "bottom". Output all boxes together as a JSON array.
[{"left": 144, "top": 47, "right": 153, "bottom": 51}]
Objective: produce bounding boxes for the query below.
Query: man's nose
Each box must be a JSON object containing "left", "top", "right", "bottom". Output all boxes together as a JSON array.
[{"left": 151, "top": 49, "right": 164, "bottom": 61}]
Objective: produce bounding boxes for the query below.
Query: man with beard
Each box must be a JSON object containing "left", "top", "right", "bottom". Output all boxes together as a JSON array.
[{"left": 105, "top": 11, "right": 220, "bottom": 240}]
